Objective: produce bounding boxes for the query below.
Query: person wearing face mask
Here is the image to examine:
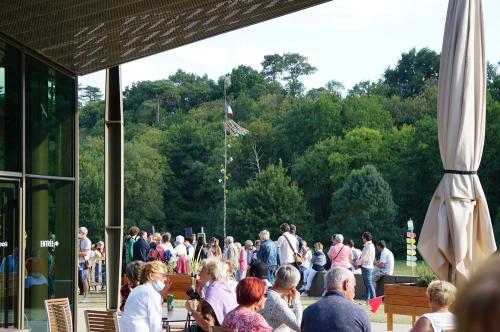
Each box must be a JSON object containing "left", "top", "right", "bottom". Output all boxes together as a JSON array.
[{"left": 120, "top": 261, "right": 172, "bottom": 332}]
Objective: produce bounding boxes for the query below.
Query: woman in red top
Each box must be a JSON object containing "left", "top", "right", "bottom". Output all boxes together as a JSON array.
[{"left": 222, "top": 277, "right": 271, "bottom": 332}]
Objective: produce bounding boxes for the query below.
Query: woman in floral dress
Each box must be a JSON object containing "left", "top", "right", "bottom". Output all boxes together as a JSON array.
[{"left": 222, "top": 277, "right": 271, "bottom": 332}]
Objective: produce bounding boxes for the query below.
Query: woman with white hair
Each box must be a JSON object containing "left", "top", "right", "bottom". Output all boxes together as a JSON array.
[
  {"left": 328, "top": 234, "right": 353, "bottom": 270},
  {"left": 185, "top": 257, "right": 238, "bottom": 331},
  {"left": 260, "top": 265, "right": 303, "bottom": 332},
  {"left": 174, "top": 235, "right": 188, "bottom": 274},
  {"left": 257, "top": 229, "right": 278, "bottom": 283}
]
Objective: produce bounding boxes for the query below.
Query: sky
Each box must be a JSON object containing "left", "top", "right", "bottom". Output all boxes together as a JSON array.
[{"left": 79, "top": 0, "right": 500, "bottom": 94}]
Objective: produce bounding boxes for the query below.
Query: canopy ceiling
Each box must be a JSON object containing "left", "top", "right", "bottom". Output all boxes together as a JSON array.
[{"left": 0, "top": 0, "right": 331, "bottom": 75}]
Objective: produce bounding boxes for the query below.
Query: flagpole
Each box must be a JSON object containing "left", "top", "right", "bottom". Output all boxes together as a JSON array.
[{"left": 223, "top": 76, "right": 230, "bottom": 242}]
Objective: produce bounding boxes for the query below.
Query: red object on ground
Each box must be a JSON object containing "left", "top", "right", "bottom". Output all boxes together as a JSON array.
[{"left": 368, "top": 296, "right": 384, "bottom": 313}]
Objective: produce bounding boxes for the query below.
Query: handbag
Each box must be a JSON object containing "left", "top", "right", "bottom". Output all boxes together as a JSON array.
[{"left": 283, "top": 234, "right": 303, "bottom": 266}]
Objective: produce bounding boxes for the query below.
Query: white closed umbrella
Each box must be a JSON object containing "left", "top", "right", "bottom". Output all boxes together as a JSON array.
[{"left": 417, "top": 0, "right": 497, "bottom": 284}]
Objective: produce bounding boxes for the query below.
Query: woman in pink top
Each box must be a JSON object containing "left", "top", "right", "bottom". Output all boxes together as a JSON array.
[
  {"left": 236, "top": 242, "right": 247, "bottom": 281},
  {"left": 327, "top": 234, "right": 353, "bottom": 269}
]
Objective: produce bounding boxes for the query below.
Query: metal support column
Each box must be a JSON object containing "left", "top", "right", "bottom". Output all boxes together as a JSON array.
[{"left": 104, "top": 66, "right": 124, "bottom": 310}]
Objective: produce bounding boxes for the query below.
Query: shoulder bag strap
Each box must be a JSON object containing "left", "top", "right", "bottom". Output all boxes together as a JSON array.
[
  {"left": 332, "top": 245, "right": 344, "bottom": 261},
  {"left": 283, "top": 234, "right": 297, "bottom": 254}
]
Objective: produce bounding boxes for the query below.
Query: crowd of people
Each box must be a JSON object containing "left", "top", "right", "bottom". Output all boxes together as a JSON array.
[
  {"left": 78, "top": 222, "right": 500, "bottom": 332},
  {"left": 95, "top": 222, "right": 396, "bottom": 332}
]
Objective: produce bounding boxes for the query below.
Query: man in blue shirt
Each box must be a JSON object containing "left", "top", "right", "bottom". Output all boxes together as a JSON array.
[
  {"left": 301, "top": 267, "right": 371, "bottom": 332},
  {"left": 257, "top": 229, "right": 278, "bottom": 283}
]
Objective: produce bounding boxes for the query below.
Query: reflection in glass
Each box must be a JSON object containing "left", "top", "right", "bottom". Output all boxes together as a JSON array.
[
  {"left": 0, "top": 180, "right": 20, "bottom": 328},
  {"left": 26, "top": 56, "right": 75, "bottom": 177},
  {"left": 0, "top": 41, "right": 22, "bottom": 172},
  {"left": 25, "top": 179, "right": 74, "bottom": 331}
]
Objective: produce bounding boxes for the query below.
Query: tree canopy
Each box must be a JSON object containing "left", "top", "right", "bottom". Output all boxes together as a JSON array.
[{"left": 78, "top": 49, "right": 500, "bottom": 257}]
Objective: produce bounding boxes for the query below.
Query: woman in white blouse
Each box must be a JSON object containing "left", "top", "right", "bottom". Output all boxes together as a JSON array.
[
  {"left": 120, "top": 261, "right": 172, "bottom": 332},
  {"left": 355, "top": 231, "right": 376, "bottom": 301}
]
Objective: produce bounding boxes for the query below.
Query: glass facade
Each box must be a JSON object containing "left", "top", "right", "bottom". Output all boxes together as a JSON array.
[
  {"left": 0, "top": 41, "right": 22, "bottom": 172},
  {"left": 25, "top": 180, "right": 74, "bottom": 330},
  {"left": 26, "top": 56, "right": 75, "bottom": 177},
  {"left": 0, "top": 37, "right": 77, "bottom": 330},
  {"left": 0, "top": 179, "right": 20, "bottom": 328}
]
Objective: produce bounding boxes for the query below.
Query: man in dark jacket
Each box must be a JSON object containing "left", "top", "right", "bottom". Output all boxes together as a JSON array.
[
  {"left": 257, "top": 229, "right": 278, "bottom": 283},
  {"left": 301, "top": 267, "right": 371, "bottom": 332},
  {"left": 133, "top": 231, "right": 150, "bottom": 262}
]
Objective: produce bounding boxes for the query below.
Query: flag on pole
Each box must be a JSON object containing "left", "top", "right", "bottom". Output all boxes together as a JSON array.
[{"left": 226, "top": 104, "right": 234, "bottom": 117}]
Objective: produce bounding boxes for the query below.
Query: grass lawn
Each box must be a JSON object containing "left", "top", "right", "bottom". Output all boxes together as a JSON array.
[{"left": 393, "top": 260, "right": 428, "bottom": 276}]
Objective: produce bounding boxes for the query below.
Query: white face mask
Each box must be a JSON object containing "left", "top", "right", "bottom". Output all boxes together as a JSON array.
[{"left": 152, "top": 280, "right": 165, "bottom": 293}]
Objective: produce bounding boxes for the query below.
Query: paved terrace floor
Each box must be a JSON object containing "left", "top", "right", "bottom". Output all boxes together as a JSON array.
[{"left": 77, "top": 292, "right": 412, "bottom": 331}]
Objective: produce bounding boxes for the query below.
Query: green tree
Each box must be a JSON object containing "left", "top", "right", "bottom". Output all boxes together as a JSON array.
[
  {"left": 292, "top": 136, "right": 339, "bottom": 229},
  {"left": 343, "top": 95, "right": 394, "bottom": 132},
  {"left": 282, "top": 53, "right": 317, "bottom": 96},
  {"left": 79, "top": 136, "right": 105, "bottom": 241},
  {"left": 480, "top": 95, "right": 500, "bottom": 241},
  {"left": 325, "top": 79, "right": 345, "bottom": 98},
  {"left": 273, "top": 95, "right": 343, "bottom": 164},
  {"left": 384, "top": 48, "right": 440, "bottom": 99},
  {"left": 382, "top": 79, "right": 438, "bottom": 127},
  {"left": 227, "top": 65, "right": 270, "bottom": 99},
  {"left": 79, "top": 85, "right": 103, "bottom": 104},
  {"left": 123, "top": 80, "right": 180, "bottom": 125},
  {"left": 228, "top": 161, "right": 311, "bottom": 241},
  {"left": 329, "top": 165, "right": 398, "bottom": 249},
  {"left": 79, "top": 100, "right": 104, "bottom": 138},
  {"left": 161, "top": 119, "right": 222, "bottom": 236},
  {"left": 169, "top": 70, "right": 221, "bottom": 112},
  {"left": 487, "top": 61, "right": 500, "bottom": 101},
  {"left": 261, "top": 54, "right": 285, "bottom": 82},
  {"left": 328, "top": 127, "right": 386, "bottom": 188},
  {"left": 124, "top": 140, "right": 170, "bottom": 231}
]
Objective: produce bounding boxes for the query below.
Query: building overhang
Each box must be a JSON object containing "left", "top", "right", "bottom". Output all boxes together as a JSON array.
[{"left": 0, "top": 0, "right": 331, "bottom": 75}]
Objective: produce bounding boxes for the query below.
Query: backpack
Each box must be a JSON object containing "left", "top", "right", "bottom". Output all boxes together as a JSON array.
[
  {"left": 148, "top": 244, "right": 173, "bottom": 263},
  {"left": 163, "top": 249, "right": 172, "bottom": 263}
]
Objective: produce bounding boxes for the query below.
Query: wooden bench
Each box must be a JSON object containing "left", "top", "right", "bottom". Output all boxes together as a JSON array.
[
  {"left": 384, "top": 284, "right": 431, "bottom": 331},
  {"left": 166, "top": 274, "right": 193, "bottom": 300}
]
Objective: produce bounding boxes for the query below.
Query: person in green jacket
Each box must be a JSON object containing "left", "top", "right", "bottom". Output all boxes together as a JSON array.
[{"left": 125, "top": 226, "right": 140, "bottom": 265}]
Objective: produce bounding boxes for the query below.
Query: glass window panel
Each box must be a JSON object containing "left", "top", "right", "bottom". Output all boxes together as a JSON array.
[
  {"left": 26, "top": 56, "right": 75, "bottom": 177},
  {"left": 25, "top": 179, "right": 74, "bottom": 331},
  {"left": 0, "top": 180, "right": 20, "bottom": 328},
  {"left": 0, "top": 41, "right": 22, "bottom": 172}
]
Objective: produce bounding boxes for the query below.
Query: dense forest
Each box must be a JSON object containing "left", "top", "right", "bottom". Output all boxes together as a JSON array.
[{"left": 79, "top": 48, "right": 500, "bottom": 257}]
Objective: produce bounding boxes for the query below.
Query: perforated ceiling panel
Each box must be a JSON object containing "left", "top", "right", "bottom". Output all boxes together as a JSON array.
[{"left": 0, "top": 0, "right": 331, "bottom": 75}]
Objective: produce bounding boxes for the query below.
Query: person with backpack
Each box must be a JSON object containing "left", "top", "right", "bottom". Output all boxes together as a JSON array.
[
  {"left": 125, "top": 226, "right": 140, "bottom": 265},
  {"left": 147, "top": 233, "right": 162, "bottom": 261},
  {"left": 149, "top": 233, "right": 174, "bottom": 263}
]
